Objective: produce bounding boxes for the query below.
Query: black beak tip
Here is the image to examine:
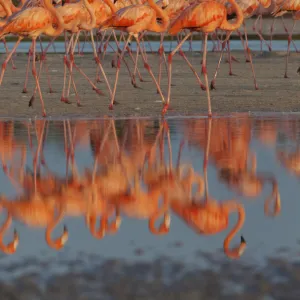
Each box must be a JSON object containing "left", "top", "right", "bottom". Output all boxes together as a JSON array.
[{"left": 241, "top": 236, "right": 246, "bottom": 243}]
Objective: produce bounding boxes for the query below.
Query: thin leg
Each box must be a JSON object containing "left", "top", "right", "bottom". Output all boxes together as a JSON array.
[
  {"left": 2, "top": 39, "right": 16, "bottom": 70},
  {"left": 202, "top": 33, "right": 212, "bottom": 117},
  {"left": 22, "top": 46, "right": 32, "bottom": 93},
  {"left": 284, "top": 19, "right": 296, "bottom": 78},
  {"left": 109, "top": 35, "right": 132, "bottom": 109},
  {"left": 90, "top": 30, "right": 113, "bottom": 98},
  {"left": 210, "top": 32, "right": 232, "bottom": 89},
  {"left": 165, "top": 32, "right": 192, "bottom": 114},
  {"left": 244, "top": 23, "right": 259, "bottom": 90},
  {"left": 136, "top": 36, "right": 166, "bottom": 105},
  {"left": 31, "top": 38, "right": 47, "bottom": 117},
  {"left": 0, "top": 37, "right": 23, "bottom": 85}
]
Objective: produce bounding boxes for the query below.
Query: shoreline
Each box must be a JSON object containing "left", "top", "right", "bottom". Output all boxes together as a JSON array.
[{"left": 0, "top": 51, "right": 299, "bottom": 118}]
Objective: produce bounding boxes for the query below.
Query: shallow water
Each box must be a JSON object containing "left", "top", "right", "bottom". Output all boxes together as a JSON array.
[
  {"left": 2, "top": 39, "right": 299, "bottom": 53},
  {"left": 0, "top": 115, "right": 300, "bottom": 298}
]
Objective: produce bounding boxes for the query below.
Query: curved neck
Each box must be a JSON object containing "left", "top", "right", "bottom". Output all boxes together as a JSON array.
[
  {"left": 43, "top": 0, "right": 65, "bottom": 36},
  {"left": 0, "top": 212, "right": 18, "bottom": 255},
  {"left": 147, "top": 0, "right": 169, "bottom": 33},
  {"left": 223, "top": 202, "right": 245, "bottom": 259},
  {"left": 220, "top": 0, "right": 244, "bottom": 31},
  {"left": 45, "top": 204, "right": 68, "bottom": 250},
  {"left": 103, "top": 0, "right": 116, "bottom": 13},
  {"left": 80, "top": 0, "right": 96, "bottom": 30}
]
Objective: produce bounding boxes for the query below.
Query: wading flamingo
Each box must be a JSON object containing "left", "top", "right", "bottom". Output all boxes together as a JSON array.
[
  {"left": 164, "top": 0, "right": 244, "bottom": 117},
  {"left": 99, "top": 0, "right": 170, "bottom": 110},
  {"left": 0, "top": 0, "right": 67, "bottom": 117}
]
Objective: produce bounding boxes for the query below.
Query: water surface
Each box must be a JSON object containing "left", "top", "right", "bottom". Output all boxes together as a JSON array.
[{"left": 0, "top": 116, "right": 299, "bottom": 298}]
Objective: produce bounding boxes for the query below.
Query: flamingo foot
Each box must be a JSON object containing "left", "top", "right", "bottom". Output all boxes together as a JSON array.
[
  {"left": 210, "top": 80, "right": 216, "bottom": 90},
  {"left": 61, "top": 97, "right": 71, "bottom": 104},
  {"left": 111, "top": 60, "right": 116, "bottom": 68},
  {"left": 229, "top": 72, "right": 237, "bottom": 76},
  {"left": 201, "top": 84, "right": 206, "bottom": 91},
  {"left": 255, "top": 85, "right": 259, "bottom": 90},
  {"left": 284, "top": 73, "right": 289, "bottom": 79},
  {"left": 96, "top": 76, "right": 101, "bottom": 83},
  {"left": 92, "top": 87, "right": 104, "bottom": 95},
  {"left": 245, "top": 59, "right": 250, "bottom": 63},
  {"left": 42, "top": 111, "right": 46, "bottom": 118},
  {"left": 28, "top": 96, "right": 34, "bottom": 107},
  {"left": 22, "top": 88, "right": 28, "bottom": 93},
  {"left": 12, "top": 66, "right": 17, "bottom": 70},
  {"left": 109, "top": 103, "right": 114, "bottom": 110},
  {"left": 113, "top": 100, "right": 119, "bottom": 105},
  {"left": 49, "top": 88, "right": 54, "bottom": 93},
  {"left": 77, "top": 102, "right": 83, "bottom": 107},
  {"left": 231, "top": 56, "right": 239, "bottom": 63}
]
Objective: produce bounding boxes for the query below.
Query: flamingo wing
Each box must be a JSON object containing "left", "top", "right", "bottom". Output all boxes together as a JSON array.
[
  {"left": 0, "top": 7, "right": 52, "bottom": 37},
  {"left": 168, "top": 2, "right": 226, "bottom": 35}
]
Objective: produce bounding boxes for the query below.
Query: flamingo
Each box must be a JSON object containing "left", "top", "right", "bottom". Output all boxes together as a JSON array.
[
  {"left": 271, "top": 0, "right": 300, "bottom": 78},
  {"left": 0, "top": 0, "right": 68, "bottom": 117},
  {"left": 99, "top": 0, "right": 170, "bottom": 110},
  {"left": 210, "top": 0, "right": 273, "bottom": 91},
  {"left": 164, "top": 0, "right": 244, "bottom": 117}
]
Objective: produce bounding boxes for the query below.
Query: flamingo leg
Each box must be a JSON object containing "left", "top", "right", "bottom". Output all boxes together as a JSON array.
[
  {"left": 178, "top": 48, "right": 206, "bottom": 90},
  {"left": 201, "top": 33, "right": 212, "bottom": 117},
  {"left": 135, "top": 36, "right": 166, "bottom": 104},
  {"left": 165, "top": 32, "right": 192, "bottom": 113},
  {"left": 270, "top": 18, "right": 275, "bottom": 51},
  {"left": 109, "top": 34, "right": 132, "bottom": 109},
  {"left": 210, "top": 32, "right": 232, "bottom": 90},
  {"left": 90, "top": 30, "right": 113, "bottom": 98},
  {"left": 0, "top": 36, "right": 23, "bottom": 86},
  {"left": 281, "top": 16, "right": 299, "bottom": 52},
  {"left": 2, "top": 39, "right": 16, "bottom": 70},
  {"left": 284, "top": 19, "right": 296, "bottom": 78},
  {"left": 30, "top": 38, "right": 47, "bottom": 117},
  {"left": 22, "top": 45, "right": 33, "bottom": 93},
  {"left": 243, "top": 22, "right": 259, "bottom": 90}
]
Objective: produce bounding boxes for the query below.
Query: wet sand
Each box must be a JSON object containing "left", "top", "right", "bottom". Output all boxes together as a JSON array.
[{"left": 0, "top": 50, "right": 299, "bottom": 118}]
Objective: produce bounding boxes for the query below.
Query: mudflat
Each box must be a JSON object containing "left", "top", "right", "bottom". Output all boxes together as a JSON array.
[{"left": 0, "top": 50, "right": 299, "bottom": 118}]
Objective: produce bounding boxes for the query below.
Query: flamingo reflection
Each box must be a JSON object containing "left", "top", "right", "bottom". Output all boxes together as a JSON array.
[{"left": 172, "top": 119, "right": 247, "bottom": 259}]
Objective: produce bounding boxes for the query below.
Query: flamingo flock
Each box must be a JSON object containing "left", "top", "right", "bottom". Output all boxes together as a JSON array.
[
  {"left": 0, "top": 0, "right": 298, "bottom": 117},
  {"left": 0, "top": 116, "right": 289, "bottom": 258}
]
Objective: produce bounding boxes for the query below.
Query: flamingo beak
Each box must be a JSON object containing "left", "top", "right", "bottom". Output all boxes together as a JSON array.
[{"left": 238, "top": 235, "right": 247, "bottom": 256}]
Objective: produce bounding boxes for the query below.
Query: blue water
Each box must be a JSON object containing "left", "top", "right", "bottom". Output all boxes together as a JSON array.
[
  {"left": 0, "top": 116, "right": 299, "bottom": 297},
  {"left": 1, "top": 39, "right": 298, "bottom": 53}
]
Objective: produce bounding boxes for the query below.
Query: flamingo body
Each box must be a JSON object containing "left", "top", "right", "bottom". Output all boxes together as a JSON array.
[{"left": 168, "top": 2, "right": 227, "bottom": 35}]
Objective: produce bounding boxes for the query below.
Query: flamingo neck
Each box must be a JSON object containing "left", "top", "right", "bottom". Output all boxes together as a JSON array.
[
  {"left": 147, "top": 0, "right": 169, "bottom": 33},
  {"left": 219, "top": 0, "right": 244, "bottom": 32},
  {"left": 42, "top": 0, "right": 65, "bottom": 36}
]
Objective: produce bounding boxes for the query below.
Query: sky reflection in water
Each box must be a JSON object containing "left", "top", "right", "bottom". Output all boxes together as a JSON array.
[{"left": 0, "top": 116, "right": 299, "bottom": 297}]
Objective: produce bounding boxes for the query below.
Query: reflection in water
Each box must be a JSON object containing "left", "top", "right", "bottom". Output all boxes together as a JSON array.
[{"left": 0, "top": 117, "right": 289, "bottom": 262}]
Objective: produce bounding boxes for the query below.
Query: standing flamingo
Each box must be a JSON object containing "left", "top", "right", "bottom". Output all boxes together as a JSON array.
[
  {"left": 99, "top": 0, "right": 170, "bottom": 110},
  {"left": 0, "top": 0, "right": 67, "bottom": 117},
  {"left": 164, "top": 0, "right": 243, "bottom": 117}
]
